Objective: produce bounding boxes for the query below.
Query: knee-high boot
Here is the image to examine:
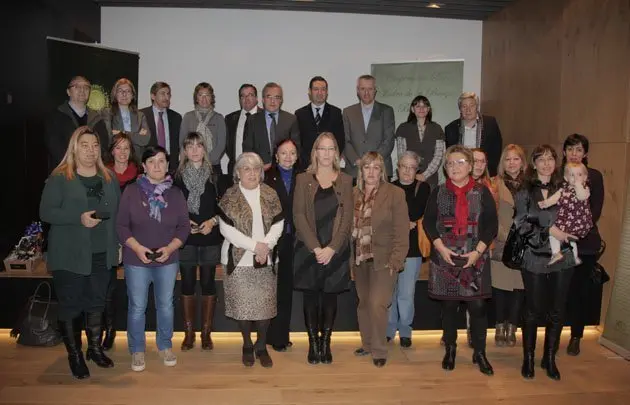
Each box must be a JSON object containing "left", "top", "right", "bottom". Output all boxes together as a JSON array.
[
  {"left": 542, "top": 324, "right": 561, "bottom": 380},
  {"left": 85, "top": 312, "right": 114, "bottom": 368},
  {"left": 303, "top": 300, "right": 320, "bottom": 365},
  {"left": 319, "top": 295, "right": 337, "bottom": 364},
  {"left": 181, "top": 295, "right": 196, "bottom": 351},
  {"left": 101, "top": 270, "right": 117, "bottom": 351},
  {"left": 58, "top": 315, "right": 90, "bottom": 379},
  {"left": 521, "top": 322, "right": 536, "bottom": 379},
  {"left": 201, "top": 295, "right": 216, "bottom": 350}
]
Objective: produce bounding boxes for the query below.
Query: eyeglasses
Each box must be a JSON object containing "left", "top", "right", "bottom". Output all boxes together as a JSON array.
[
  {"left": 316, "top": 147, "right": 336, "bottom": 152},
  {"left": 445, "top": 159, "right": 468, "bottom": 169},
  {"left": 117, "top": 89, "right": 132, "bottom": 95}
]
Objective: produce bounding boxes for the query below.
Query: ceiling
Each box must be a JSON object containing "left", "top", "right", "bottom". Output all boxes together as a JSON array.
[{"left": 95, "top": 0, "right": 518, "bottom": 20}]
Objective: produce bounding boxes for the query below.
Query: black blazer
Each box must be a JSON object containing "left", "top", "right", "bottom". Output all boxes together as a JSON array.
[
  {"left": 242, "top": 110, "right": 301, "bottom": 165},
  {"left": 264, "top": 165, "right": 297, "bottom": 234},
  {"left": 444, "top": 115, "right": 503, "bottom": 177},
  {"left": 224, "top": 106, "right": 263, "bottom": 175},
  {"left": 140, "top": 106, "right": 183, "bottom": 172},
  {"left": 294, "top": 103, "right": 345, "bottom": 171}
]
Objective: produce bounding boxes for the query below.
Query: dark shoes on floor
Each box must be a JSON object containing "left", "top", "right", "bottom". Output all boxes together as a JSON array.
[
  {"left": 400, "top": 337, "right": 412, "bottom": 348},
  {"left": 373, "top": 358, "right": 386, "bottom": 368},
  {"left": 242, "top": 347, "right": 255, "bottom": 367},
  {"left": 567, "top": 337, "right": 581, "bottom": 356},
  {"left": 354, "top": 348, "right": 371, "bottom": 356},
  {"left": 270, "top": 341, "right": 293, "bottom": 352}
]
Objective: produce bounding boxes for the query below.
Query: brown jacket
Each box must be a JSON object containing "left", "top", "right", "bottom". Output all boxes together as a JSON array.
[
  {"left": 293, "top": 171, "right": 354, "bottom": 253},
  {"left": 352, "top": 181, "right": 409, "bottom": 272}
]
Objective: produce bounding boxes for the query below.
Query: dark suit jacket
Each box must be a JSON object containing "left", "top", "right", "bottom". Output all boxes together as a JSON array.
[
  {"left": 444, "top": 115, "right": 503, "bottom": 177},
  {"left": 140, "top": 106, "right": 182, "bottom": 172},
  {"left": 225, "top": 106, "right": 263, "bottom": 175},
  {"left": 242, "top": 109, "right": 300, "bottom": 165},
  {"left": 294, "top": 103, "right": 345, "bottom": 171}
]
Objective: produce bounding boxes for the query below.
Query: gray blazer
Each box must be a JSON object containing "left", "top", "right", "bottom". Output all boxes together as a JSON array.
[
  {"left": 242, "top": 109, "right": 300, "bottom": 165},
  {"left": 102, "top": 107, "right": 151, "bottom": 158},
  {"left": 179, "top": 110, "right": 227, "bottom": 166},
  {"left": 342, "top": 101, "right": 396, "bottom": 177}
]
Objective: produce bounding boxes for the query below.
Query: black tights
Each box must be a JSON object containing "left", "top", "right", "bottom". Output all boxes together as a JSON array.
[
  {"left": 493, "top": 288, "right": 524, "bottom": 325},
  {"left": 303, "top": 291, "right": 338, "bottom": 330},
  {"left": 442, "top": 299, "right": 488, "bottom": 351},
  {"left": 180, "top": 264, "right": 217, "bottom": 296},
  {"left": 237, "top": 320, "right": 270, "bottom": 351}
]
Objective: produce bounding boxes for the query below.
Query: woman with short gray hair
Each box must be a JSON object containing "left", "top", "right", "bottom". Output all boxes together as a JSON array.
[
  {"left": 387, "top": 151, "right": 431, "bottom": 348},
  {"left": 218, "top": 152, "right": 284, "bottom": 368}
]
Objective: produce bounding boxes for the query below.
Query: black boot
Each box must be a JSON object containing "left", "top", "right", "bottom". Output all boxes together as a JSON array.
[
  {"left": 320, "top": 328, "right": 333, "bottom": 364},
  {"left": 306, "top": 329, "right": 320, "bottom": 365},
  {"left": 101, "top": 272, "right": 117, "bottom": 351},
  {"left": 101, "top": 316, "right": 116, "bottom": 352},
  {"left": 567, "top": 337, "right": 581, "bottom": 356},
  {"left": 472, "top": 351, "right": 494, "bottom": 376},
  {"left": 521, "top": 324, "right": 536, "bottom": 379},
  {"left": 442, "top": 344, "right": 456, "bottom": 370},
  {"left": 542, "top": 326, "right": 561, "bottom": 380},
  {"left": 58, "top": 316, "right": 90, "bottom": 379},
  {"left": 85, "top": 312, "right": 114, "bottom": 368}
]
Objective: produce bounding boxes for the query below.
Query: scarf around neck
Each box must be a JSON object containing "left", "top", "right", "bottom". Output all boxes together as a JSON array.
[
  {"left": 137, "top": 174, "right": 173, "bottom": 222},
  {"left": 194, "top": 107, "right": 215, "bottom": 153},
  {"left": 446, "top": 176, "right": 475, "bottom": 236},
  {"left": 459, "top": 115, "right": 484, "bottom": 147},
  {"left": 182, "top": 163, "right": 211, "bottom": 215}
]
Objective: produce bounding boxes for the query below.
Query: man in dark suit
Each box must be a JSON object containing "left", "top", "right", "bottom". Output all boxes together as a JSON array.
[
  {"left": 139, "top": 81, "right": 182, "bottom": 171},
  {"left": 294, "top": 76, "right": 345, "bottom": 171},
  {"left": 444, "top": 92, "right": 503, "bottom": 177},
  {"left": 242, "top": 82, "right": 300, "bottom": 171},
  {"left": 223, "top": 84, "right": 262, "bottom": 177},
  {"left": 342, "top": 74, "right": 396, "bottom": 178}
]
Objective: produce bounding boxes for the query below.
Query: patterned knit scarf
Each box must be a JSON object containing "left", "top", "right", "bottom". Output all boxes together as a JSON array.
[
  {"left": 503, "top": 172, "right": 524, "bottom": 196},
  {"left": 445, "top": 176, "right": 475, "bottom": 236},
  {"left": 137, "top": 174, "right": 173, "bottom": 222},
  {"left": 194, "top": 107, "right": 215, "bottom": 153},
  {"left": 352, "top": 186, "right": 378, "bottom": 265},
  {"left": 459, "top": 115, "right": 484, "bottom": 146},
  {"left": 182, "top": 163, "right": 211, "bottom": 215}
]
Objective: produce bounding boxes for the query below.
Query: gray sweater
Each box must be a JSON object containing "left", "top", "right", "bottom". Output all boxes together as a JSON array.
[{"left": 179, "top": 109, "right": 227, "bottom": 166}]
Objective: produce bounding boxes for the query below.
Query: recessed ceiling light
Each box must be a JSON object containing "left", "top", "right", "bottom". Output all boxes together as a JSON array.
[{"left": 427, "top": 3, "right": 443, "bottom": 8}]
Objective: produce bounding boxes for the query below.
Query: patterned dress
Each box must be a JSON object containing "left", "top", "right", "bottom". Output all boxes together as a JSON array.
[{"left": 554, "top": 185, "right": 593, "bottom": 239}]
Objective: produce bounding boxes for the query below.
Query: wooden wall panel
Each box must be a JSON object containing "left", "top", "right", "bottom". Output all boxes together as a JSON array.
[
  {"left": 559, "top": 0, "right": 630, "bottom": 143},
  {"left": 482, "top": 0, "right": 630, "bottom": 325}
]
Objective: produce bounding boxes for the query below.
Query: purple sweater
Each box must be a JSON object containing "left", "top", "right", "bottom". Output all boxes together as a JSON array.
[{"left": 117, "top": 183, "right": 191, "bottom": 267}]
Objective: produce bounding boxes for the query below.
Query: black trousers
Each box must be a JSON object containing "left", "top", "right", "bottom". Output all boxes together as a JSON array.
[
  {"left": 267, "top": 234, "right": 294, "bottom": 346},
  {"left": 493, "top": 287, "right": 524, "bottom": 325},
  {"left": 522, "top": 268, "right": 574, "bottom": 351},
  {"left": 51, "top": 253, "right": 111, "bottom": 321},
  {"left": 567, "top": 255, "right": 597, "bottom": 338},
  {"left": 442, "top": 299, "right": 487, "bottom": 351}
]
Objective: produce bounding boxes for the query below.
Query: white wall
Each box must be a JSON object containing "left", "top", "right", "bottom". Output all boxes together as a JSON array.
[{"left": 101, "top": 7, "right": 482, "bottom": 119}]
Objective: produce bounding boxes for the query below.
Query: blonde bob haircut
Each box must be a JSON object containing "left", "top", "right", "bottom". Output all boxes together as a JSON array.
[
  {"left": 442, "top": 145, "right": 474, "bottom": 177},
  {"left": 233, "top": 152, "right": 265, "bottom": 183},
  {"left": 176, "top": 132, "right": 213, "bottom": 179},
  {"left": 497, "top": 144, "right": 527, "bottom": 179},
  {"left": 307, "top": 132, "right": 341, "bottom": 173},
  {"left": 52, "top": 126, "right": 112, "bottom": 183},
  {"left": 356, "top": 151, "right": 387, "bottom": 192}
]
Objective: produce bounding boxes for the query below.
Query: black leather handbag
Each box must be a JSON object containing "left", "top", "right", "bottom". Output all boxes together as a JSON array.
[
  {"left": 10, "top": 281, "right": 62, "bottom": 347},
  {"left": 502, "top": 223, "right": 527, "bottom": 270},
  {"left": 591, "top": 240, "right": 610, "bottom": 285}
]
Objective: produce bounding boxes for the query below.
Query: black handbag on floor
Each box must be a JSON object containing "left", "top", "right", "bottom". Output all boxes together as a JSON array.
[{"left": 10, "top": 281, "right": 62, "bottom": 347}]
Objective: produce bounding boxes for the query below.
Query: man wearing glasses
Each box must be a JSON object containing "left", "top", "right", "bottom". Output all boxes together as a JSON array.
[
  {"left": 242, "top": 82, "right": 300, "bottom": 171},
  {"left": 44, "top": 76, "right": 109, "bottom": 173},
  {"left": 224, "top": 84, "right": 262, "bottom": 177},
  {"left": 444, "top": 92, "right": 503, "bottom": 177}
]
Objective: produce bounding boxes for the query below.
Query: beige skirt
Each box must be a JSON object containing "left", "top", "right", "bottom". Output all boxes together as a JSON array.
[
  {"left": 491, "top": 260, "right": 524, "bottom": 291},
  {"left": 223, "top": 265, "right": 277, "bottom": 321}
]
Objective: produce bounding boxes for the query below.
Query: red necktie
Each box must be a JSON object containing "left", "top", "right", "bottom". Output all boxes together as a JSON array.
[{"left": 157, "top": 111, "right": 166, "bottom": 148}]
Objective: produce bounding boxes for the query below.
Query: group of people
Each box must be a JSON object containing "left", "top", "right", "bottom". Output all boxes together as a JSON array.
[{"left": 40, "top": 74, "right": 603, "bottom": 383}]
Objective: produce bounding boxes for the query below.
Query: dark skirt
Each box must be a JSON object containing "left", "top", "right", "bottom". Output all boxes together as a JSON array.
[
  {"left": 427, "top": 256, "right": 492, "bottom": 301},
  {"left": 293, "top": 186, "right": 350, "bottom": 294}
]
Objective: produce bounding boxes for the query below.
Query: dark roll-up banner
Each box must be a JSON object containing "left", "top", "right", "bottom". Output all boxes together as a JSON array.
[{"left": 46, "top": 37, "right": 139, "bottom": 113}]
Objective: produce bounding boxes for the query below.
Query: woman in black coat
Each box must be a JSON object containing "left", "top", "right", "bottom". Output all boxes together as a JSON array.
[
  {"left": 562, "top": 134, "right": 605, "bottom": 356},
  {"left": 264, "top": 139, "right": 299, "bottom": 351}
]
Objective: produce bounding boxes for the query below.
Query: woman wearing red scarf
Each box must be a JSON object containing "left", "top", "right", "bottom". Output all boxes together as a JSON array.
[
  {"left": 100, "top": 132, "right": 141, "bottom": 351},
  {"left": 423, "top": 145, "right": 498, "bottom": 376}
]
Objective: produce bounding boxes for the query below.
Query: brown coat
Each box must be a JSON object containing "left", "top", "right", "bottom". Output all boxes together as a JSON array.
[
  {"left": 352, "top": 181, "right": 410, "bottom": 273},
  {"left": 293, "top": 171, "right": 354, "bottom": 253}
]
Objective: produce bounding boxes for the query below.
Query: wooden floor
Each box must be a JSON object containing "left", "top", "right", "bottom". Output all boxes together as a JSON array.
[{"left": 0, "top": 329, "right": 628, "bottom": 404}]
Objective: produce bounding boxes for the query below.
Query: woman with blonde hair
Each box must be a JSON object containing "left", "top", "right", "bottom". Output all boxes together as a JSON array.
[
  {"left": 40, "top": 126, "right": 120, "bottom": 379},
  {"left": 174, "top": 132, "right": 222, "bottom": 351},
  {"left": 490, "top": 144, "right": 527, "bottom": 347},
  {"left": 102, "top": 78, "right": 151, "bottom": 157},
  {"left": 293, "top": 132, "right": 353, "bottom": 364},
  {"left": 352, "top": 152, "right": 409, "bottom": 367}
]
